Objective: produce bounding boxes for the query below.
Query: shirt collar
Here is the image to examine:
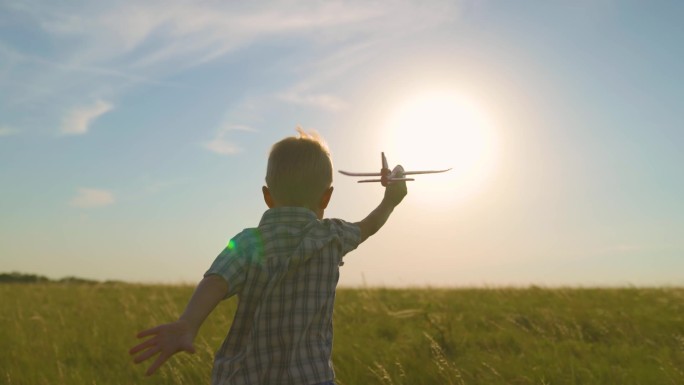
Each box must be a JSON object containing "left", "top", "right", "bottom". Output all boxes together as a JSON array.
[{"left": 259, "top": 206, "right": 318, "bottom": 226}]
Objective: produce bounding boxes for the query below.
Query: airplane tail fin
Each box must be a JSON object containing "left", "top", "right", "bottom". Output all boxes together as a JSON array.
[{"left": 381, "top": 152, "right": 388, "bottom": 170}]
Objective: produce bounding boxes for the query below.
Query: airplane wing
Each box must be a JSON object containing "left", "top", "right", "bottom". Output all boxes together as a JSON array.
[
  {"left": 339, "top": 170, "right": 382, "bottom": 177},
  {"left": 358, "top": 177, "right": 415, "bottom": 183},
  {"left": 402, "top": 168, "right": 452, "bottom": 176}
]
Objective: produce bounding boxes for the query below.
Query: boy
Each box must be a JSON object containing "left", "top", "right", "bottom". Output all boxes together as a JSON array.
[{"left": 129, "top": 129, "right": 407, "bottom": 384}]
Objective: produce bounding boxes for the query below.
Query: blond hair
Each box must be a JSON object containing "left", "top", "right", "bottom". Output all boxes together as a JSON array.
[{"left": 265, "top": 128, "right": 333, "bottom": 207}]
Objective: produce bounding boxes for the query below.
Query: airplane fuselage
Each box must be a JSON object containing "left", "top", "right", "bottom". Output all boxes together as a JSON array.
[{"left": 338, "top": 152, "right": 449, "bottom": 186}]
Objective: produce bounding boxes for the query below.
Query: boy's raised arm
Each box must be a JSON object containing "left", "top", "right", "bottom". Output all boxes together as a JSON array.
[
  {"left": 129, "top": 274, "right": 228, "bottom": 376},
  {"left": 355, "top": 180, "right": 407, "bottom": 243}
]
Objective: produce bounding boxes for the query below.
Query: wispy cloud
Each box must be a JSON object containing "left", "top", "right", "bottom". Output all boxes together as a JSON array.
[
  {"left": 2, "top": 0, "right": 459, "bottom": 135},
  {"left": 70, "top": 188, "right": 115, "bottom": 208},
  {"left": 7, "top": 1, "right": 426, "bottom": 70},
  {"left": 5, "top": 1, "right": 459, "bottom": 78},
  {"left": 60, "top": 100, "right": 113, "bottom": 135},
  {"left": 203, "top": 124, "right": 257, "bottom": 155},
  {"left": 0, "top": 125, "right": 19, "bottom": 137},
  {"left": 277, "top": 92, "right": 347, "bottom": 112},
  {"left": 273, "top": 40, "right": 380, "bottom": 112},
  {"left": 204, "top": 139, "right": 242, "bottom": 156}
]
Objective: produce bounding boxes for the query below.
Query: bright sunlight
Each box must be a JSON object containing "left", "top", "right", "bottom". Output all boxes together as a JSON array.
[{"left": 383, "top": 90, "right": 498, "bottom": 205}]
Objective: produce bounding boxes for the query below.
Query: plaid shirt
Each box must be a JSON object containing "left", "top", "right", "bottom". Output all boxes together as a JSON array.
[{"left": 205, "top": 207, "right": 361, "bottom": 385}]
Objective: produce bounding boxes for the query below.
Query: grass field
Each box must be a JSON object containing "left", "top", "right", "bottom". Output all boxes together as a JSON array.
[{"left": 1, "top": 284, "right": 683, "bottom": 384}]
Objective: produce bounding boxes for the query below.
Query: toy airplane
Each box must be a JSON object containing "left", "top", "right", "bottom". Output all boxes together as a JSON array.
[{"left": 339, "top": 152, "right": 451, "bottom": 187}]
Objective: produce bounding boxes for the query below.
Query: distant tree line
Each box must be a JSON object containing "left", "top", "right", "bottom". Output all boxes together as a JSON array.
[
  {"left": 0, "top": 272, "right": 117, "bottom": 284},
  {"left": 0, "top": 272, "right": 50, "bottom": 283}
]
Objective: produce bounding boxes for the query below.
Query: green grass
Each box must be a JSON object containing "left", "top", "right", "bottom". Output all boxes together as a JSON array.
[{"left": 1, "top": 284, "right": 683, "bottom": 384}]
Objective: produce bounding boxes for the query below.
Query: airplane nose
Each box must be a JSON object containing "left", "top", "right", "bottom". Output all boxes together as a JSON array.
[{"left": 392, "top": 165, "right": 405, "bottom": 176}]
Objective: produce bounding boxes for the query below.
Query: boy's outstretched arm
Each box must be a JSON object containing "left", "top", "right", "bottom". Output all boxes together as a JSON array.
[
  {"left": 129, "top": 274, "right": 228, "bottom": 376},
  {"left": 356, "top": 180, "right": 407, "bottom": 243}
]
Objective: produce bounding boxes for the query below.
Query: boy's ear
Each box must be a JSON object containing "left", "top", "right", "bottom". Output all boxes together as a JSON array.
[
  {"left": 262, "top": 186, "right": 275, "bottom": 208},
  {"left": 319, "top": 186, "right": 334, "bottom": 210}
]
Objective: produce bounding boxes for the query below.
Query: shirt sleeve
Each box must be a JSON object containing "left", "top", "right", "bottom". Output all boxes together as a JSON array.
[
  {"left": 204, "top": 230, "right": 257, "bottom": 298},
  {"left": 327, "top": 218, "right": 361, "bottom": 256}
]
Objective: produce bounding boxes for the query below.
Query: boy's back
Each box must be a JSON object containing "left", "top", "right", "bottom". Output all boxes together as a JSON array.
[
  {"left": 207, "top": 207, "right": 360, "bottom": 384},
  {"left": 130, "top": 129, "right": 406, "bottom": 385}
]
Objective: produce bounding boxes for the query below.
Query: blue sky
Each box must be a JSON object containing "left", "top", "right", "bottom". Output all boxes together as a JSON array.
[{"left": 1, "top": 1, "right": 683, "bottom": 286}]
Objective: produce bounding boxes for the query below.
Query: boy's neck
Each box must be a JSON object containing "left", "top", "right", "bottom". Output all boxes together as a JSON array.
[
  {"left": 270, "top": 203, "right": 324, "bottom": 220},
  {"left": 270, "top": 205, "right": 325, "bottom": 219},
  {"left": 262, "top": 186, "right": 330, "bottom": 220}
]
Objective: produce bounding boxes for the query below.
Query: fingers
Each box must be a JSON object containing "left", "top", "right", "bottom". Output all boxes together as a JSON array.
[
  {"left": 132, "top": 346, "right": 160, "bottom": 364},
  {"left": 130, "top": 322, "right": 195, "bottom": 376},
  {"left": 146, "top": 352, "right": 170, "bottom": 376},
  {"left": 136, "top": 325, "right": 162, "bottom": 338},
  {"left": 129, "top": 337, "right": 157, "bottom": 355}
]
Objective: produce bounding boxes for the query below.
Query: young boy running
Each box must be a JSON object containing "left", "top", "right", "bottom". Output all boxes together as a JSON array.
[{"left": 129, "top": 129, "right": 407, "bottom": 385}]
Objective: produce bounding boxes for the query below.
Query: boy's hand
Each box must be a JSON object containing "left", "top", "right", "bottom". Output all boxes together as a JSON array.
[
  {"left": 129, "top": 319, "right": 196, "bottom": 376},
  {"left": 383, "top": 180, "right": 407, "bottom": 208}
]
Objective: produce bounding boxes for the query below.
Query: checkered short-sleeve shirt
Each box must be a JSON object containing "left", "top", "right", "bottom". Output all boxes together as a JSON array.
[{"left": 205, "top": 207, "right": 361, "bottom": 385}]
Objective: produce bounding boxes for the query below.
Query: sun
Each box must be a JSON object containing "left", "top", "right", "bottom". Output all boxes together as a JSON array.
[{"left": 382, "top": 90, "right": 498, "bottom": 205}]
